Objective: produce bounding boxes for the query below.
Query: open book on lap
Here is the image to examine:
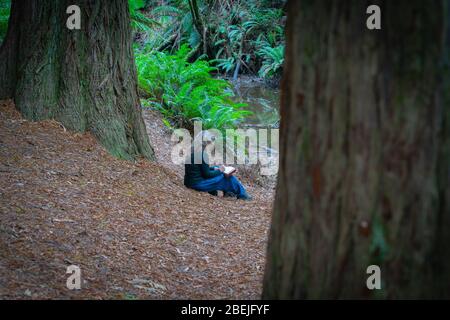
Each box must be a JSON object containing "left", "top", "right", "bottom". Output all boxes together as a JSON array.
[{"left": 223, "top": 166, "right": 236, "bottom": 175}]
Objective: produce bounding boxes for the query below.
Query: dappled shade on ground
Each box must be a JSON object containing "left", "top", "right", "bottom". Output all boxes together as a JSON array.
[{"left": 0, "top": 100, "right": 273, "bottom": 299}]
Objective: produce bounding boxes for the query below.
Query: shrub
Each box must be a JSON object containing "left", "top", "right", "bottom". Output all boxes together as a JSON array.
[
  {"left": 256, "top": 43, "right": 284, "bottom": 78},
  {"left": 135, "top": 45, "right": 251, "bottom": 130},
  {"left": 128, "top": 0, "right": 159, "bottom": 33},
  {"left": 0, "top": 0, "right": 10, "bottom": 43}
]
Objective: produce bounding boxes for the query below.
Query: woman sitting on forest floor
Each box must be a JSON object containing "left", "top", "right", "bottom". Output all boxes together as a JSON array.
[{"left": 183, "top": 133, "right": 252, "bottom": 201}]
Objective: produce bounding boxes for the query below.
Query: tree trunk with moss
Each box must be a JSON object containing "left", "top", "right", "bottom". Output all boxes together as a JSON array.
[
  {"left": 0, "top": 0, "right": 155, "bottom": 160},
  {"left": 263, "top": 0, "right": 450, "bottom": 299}
]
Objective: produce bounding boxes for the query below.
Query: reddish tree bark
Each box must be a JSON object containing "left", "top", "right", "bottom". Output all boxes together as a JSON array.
[
  {"left": 0, "top": 0, "right": 155, "bottom": 160},
  {"left": 263, "top": 0, "right": 450, "bottom": 299}
]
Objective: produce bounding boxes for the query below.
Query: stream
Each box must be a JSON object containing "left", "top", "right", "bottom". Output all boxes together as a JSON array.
[
  {"left": 227, "top": 77, "right": 280, "bottom": 174},
  {"left": 228, "top": 77, "right": 280, "bottom": 127}
]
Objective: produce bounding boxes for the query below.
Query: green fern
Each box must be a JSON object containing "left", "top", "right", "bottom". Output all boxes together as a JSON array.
[
  {"left": 135, "top": 45, "right": 251, "bottom": 130},
  {"left": 213, "top": 57, "right": 236, "bottom": 74},
  {"left": 128, "top": 0, "right": 159, "bottom": 33},
  {"left": 0, "top": 0, "right": 10, "bottom": 43},
  {"left": 257, "top": 44, "right": 284, "bottom": 78}
]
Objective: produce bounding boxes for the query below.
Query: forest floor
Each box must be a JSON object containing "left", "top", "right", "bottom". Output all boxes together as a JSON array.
[{"left": 0, "top": 99, "right": 274, "bottom": 299}]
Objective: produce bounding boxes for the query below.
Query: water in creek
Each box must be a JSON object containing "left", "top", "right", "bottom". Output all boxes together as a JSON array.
[
  {"left": 229, "top": 77, "right": 280, "bottom": 127},
  {"left": 227, "top": 77, "right": 280, "bottom": 175}
]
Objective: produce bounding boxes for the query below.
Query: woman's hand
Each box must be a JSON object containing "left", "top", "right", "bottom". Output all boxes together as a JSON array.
[{"left": 213, "top": 165, "right": 225, "bottom": 172}]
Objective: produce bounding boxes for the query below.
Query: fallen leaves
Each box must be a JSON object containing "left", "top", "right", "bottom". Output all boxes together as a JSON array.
[
  {"left": 0, "top": 99, "right": 275, "bottom": 299},
  {"left": 127, "top": 278, "right": 167, "bottom": 295}
]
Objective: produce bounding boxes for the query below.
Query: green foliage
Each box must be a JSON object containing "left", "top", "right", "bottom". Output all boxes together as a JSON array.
[
  {"left": 135, "top": 45, "right": 251, "bottom": 130},
  {"left": 210, "top": 3, "right": 285, "bottom": 78},
  {"left": 139, "top": 2, "right": 195, "bottom": 51},
  {"left": 257, "top": 44, "right": 284, "bottom": 78},
  {"left": 215, "top": 56, "right": 236, "bottom": 74},
  {"left": 128, "top": 0, "right": 159, "bottom": 33},
  {"left": 0, "top": 0, "right": 10, "bottom": 43},
  {"left": 137, "top": 0, "right": 286, "bottom": 79}
]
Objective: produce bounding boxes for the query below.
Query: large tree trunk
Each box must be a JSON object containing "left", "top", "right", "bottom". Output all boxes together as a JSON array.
[
  {"left": 0, "top": 0, "right": 155, "bottom": 160},
  {"left": 263, "top": 0, "right": 450, "bottom": 299}
]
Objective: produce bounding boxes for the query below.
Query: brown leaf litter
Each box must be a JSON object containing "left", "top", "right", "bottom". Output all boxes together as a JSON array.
[{"left": 0, "top": 99, "right": 274, "bottom": 299}]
